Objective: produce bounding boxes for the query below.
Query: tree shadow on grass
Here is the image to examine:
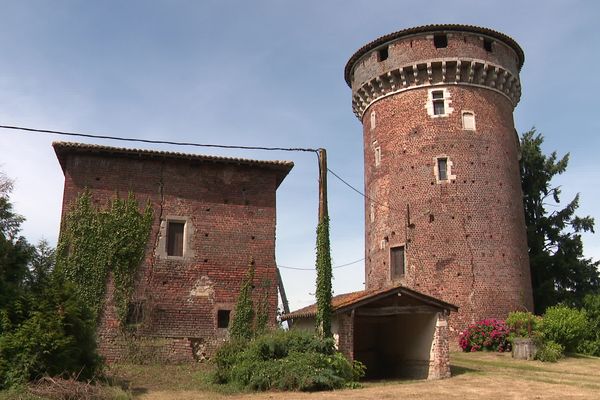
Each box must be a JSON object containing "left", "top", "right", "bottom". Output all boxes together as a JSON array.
[
  {"left": 450, "top": 364, "right": 479, "bottom": 376},
  {"left": 108, "top": 376, "right": 149, "bottom": 396}
]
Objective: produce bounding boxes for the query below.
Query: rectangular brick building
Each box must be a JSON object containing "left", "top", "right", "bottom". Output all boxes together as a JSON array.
[{"left": 54, "top": 141, "right": 293, "bottom": 363}]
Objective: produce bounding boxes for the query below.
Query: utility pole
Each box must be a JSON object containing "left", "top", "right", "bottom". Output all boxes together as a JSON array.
[
  {"left": 315, "top": 148, "right": 332, "bottom": 338},
  {"left": 318, "top": 148, "right": 328, "bottom": 221}
]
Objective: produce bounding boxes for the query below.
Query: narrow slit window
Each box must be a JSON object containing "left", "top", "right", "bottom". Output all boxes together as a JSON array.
[
  {"left": 432, "top": 90, "right": 445, "bottom": 115},
  {"left": 374, "top": 146, "right": 381, "bottom": 166},
  {"left": 437, "top": 158, "right": 448, "bottom": 181},
  {"left": 391, "top": 246, "right": 405, "bottom": 279},
  {"left": 434, "top": 34, "right": 448, "bottom": 48},
  {"left": 370, "top": 111, "right": 376, "bottom": 130},
  {"left": 217, "top": 310, "right": 231, "bottom": 328},
  {"left": 483, "top": 38, "right": 493, "bottom": 52},
  {"left": 377, "top": 46, "right": 388, "bottom": 62},
  {"left": 167, "top": 221, "right": 185, "bottom": 257}
]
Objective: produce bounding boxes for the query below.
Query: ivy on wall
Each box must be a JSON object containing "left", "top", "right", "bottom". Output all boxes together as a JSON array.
[
  {"left": 230, "top": 259, "right": 256, "bottom": 341},
  {"left": 55, "top": 191, "right": 153, "bottom": 326}
]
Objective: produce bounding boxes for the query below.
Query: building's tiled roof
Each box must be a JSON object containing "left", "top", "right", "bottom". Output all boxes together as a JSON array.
[
  {"left": 281, "top": 284, "right": 458, "bottom": 320},
  {"left": 344, "top": 24, "right": 525, "bottom": 86},
  {"left": 53, "top": 141, "right": 294, "bottom": 187}
]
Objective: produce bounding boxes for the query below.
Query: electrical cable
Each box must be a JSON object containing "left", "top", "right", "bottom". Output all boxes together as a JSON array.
[
  {"left": 278, "top": 257, "right": 364, "bottom": 271},
  {"left": 0, "top": 124, "right": 319, "bottom": 153}
]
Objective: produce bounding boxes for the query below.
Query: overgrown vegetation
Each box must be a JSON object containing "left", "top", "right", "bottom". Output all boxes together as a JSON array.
[
  {"left": 534, "top": 340, "right": 564, "bottom": 362},
  {"left": 505, "top": 311, "right": 541, "bottom": 341},
  {"left": 214, "top": 254, "right": 361, "bottom": 393},
  {"left": 539, "top": 305, "right": 588, "bottom": 353},
  {"left": 497, "top": 300, "right": 600, "bottom": 362},
  {"left": 229, "top": 259, "right": 256, "bottom": 341},
  {"left": 578, "top": 293, "right": 600, "bottom": 355},
  {"left": 0, "top": 174, "right": 101, "bottom": 389},
  {"left": 212, "top": 330, "right": 364, "bottom": 391},
  {"left": 315, "top": 215, "right": 332, "bottom": 338},
  {"left": 55, "top": 191, "right": 153, "bottom": 324},
  {"left": 229, "top": 259, "right": 272, "bottom": 341},
  {"left": 520, "top": 129, "right": 599, "bottom": 314}
]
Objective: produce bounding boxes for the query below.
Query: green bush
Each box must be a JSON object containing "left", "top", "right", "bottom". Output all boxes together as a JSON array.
[
  {"left": 580, "top": 294, "right": 600, "bottom": 356},
  {"left": 540, "top": 305, "right": 589, "bottom": 352},
  {"left": 506, "top": 311, "right": 541, "bottom": 339},
  {"left": 0, "top": 283, "right": 101, "bottom": 389},
  {"left": 534, "top": 340, "right": 564, "bottom": 362},
  {"left": 212, "top": 330, "right": 364, "bottom": 391}
]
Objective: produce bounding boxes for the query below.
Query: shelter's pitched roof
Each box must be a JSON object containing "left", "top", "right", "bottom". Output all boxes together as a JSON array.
[
  {"left": 281, "top": 285, "right": 458, "bottom": 320},
  {"left": 53, "top": 141, "right": 294, "bottom": 188},
  {"left": 344, "top": 24, "right": 525, "bottom": 86}
]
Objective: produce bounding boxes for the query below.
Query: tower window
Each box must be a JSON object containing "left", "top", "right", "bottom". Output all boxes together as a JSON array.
[
  {"left": 462, "top": 111, "right": 476, "bottom": 130},
  {"left": 377, "top": 46, "right": 389, "bottom": 62},
  {"left": 167, "top": 221, "right": 185, "bottom": 257},
  {"left": 432, "top": 90, "right": 445, "bottom": 115},
  {"left": 483, "top": 38, "right": 493, "bottom": 52},
  {"left": 374, "top": 146, "right": 381, "bottom": 166},
  {"left": 427, "top": 88, "right": 453, "bottom": 118},
  {"left": 370, "top": 202, "right": 375, "bottom": 222},
  {"left": 217, "top": 309, "right": 231, "bottom": 328},
  {"left": 437, "top": 158, "right": 448, "bottom": 181},
  {"left": 125, "top": 301, "right": 144, "bottom": 326},
  {"left": 391, "top": 246, "right": 405, "bottom": 279},
  {"left": 434, "top": 34, "right": 448, "bottom": 48},
  {"left": 370, "top": 111, "right": 376, "bottom": 130}
]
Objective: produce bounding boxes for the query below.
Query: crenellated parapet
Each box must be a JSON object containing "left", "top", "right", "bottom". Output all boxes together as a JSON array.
[
  {"left": 345, "top": 24, "right": 525, "bottom": 120},
  {"left": 351, "top": 58, "right": 521, "bottom": 118}
]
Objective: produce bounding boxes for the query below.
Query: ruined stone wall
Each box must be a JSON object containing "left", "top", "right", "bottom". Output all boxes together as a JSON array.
[{"left": 59, "top": 152, "right": 280, "bottom": 362}]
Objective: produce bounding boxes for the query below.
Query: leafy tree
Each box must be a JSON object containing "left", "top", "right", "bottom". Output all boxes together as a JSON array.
[
  {"left": 0, "top": 173, "right": 33, "bottom": 313},
  {"left": 27, "top": 239, "right": 55, "bottom": 294},
  {"left": 0, "top": 172, "right": 101, "bottom": 388},
  {"left": 520, "top": 129, "right": 599, "bottom": 313}
]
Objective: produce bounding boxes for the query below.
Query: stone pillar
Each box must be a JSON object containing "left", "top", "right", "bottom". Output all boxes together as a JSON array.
[
  {"left": 428, "top": 312, "right": 451, "bottom": 379},
  {"left": 336, "top": 311, "right": 355, "bottom": 360}
]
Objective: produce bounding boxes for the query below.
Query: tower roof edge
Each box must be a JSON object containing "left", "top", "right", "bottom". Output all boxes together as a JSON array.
[{"left": 344, "top": 24, "right": 525, "bottom": 87}]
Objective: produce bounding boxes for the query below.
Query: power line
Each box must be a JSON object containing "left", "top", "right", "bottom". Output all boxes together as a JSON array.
[
  {"left": 278, "top": 257, "right": 364, "bottom": 271},
  {"left": 327, "top": 167, "right": 404, "bottom": 213},
  {"left": 0, "top": 124, "right": 319, "bottom": 153}
]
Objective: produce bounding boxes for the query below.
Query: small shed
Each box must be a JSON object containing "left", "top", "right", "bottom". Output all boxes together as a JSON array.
[{"left": 282, "top": 285, "right": 458, "bottom": 380}]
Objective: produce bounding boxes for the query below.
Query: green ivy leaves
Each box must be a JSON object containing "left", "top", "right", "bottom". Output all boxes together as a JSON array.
[{"left": 55, "top": 191, "right": 153, "bottom": 327}]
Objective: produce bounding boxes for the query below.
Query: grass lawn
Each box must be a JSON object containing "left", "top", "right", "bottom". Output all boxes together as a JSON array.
[{"left": 103, "top": 351, "right": 600, "bottom": 400}]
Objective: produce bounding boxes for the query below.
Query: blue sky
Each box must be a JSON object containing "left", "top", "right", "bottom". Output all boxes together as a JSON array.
[{"left": 1, "top": 1, "right": 599, "bottom": 311}]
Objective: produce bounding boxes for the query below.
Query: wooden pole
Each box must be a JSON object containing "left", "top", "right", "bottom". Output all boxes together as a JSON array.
[
  {"left": 276, "top": 267, "right": 292, "bottom": 327},
  {"left": 315, "top": 148, "right": 332, "bottom": 337},
  {"left": 318, "top": 148, "right": 328, "bottom": 222}
]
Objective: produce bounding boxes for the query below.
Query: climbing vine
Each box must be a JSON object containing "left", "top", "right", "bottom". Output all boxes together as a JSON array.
[
  {"left": 254, "top": 279, "right": 272, "bottom": 336},
  {"left": 55, "top": 191, "right": 153, "bottom": 326},
  {"left": 230, "top": 258, "right": 256, "bottom": 341},
  {"left": 315, "top": 215, "right": 332, "bottom": 338}
]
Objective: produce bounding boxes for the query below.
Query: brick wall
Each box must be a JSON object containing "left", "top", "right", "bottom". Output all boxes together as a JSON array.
[
  {"left": 351, "top": 31, "right": 521, "bottom": 89},
  {"left": 348, "top": 28, "right": 533, "bottom": 342},
  {"left": 58, "top": 150, "right": 284, "bottom": 363}
]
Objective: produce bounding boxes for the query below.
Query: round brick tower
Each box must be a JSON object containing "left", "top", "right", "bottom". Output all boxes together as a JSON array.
[{"left": 345, "top": 24, "right": 534, "bottom": 336}]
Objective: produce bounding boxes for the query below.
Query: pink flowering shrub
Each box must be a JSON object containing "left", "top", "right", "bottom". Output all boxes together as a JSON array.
[{"left": 459, "top": 318, "right": 511, "bottom": 352}]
